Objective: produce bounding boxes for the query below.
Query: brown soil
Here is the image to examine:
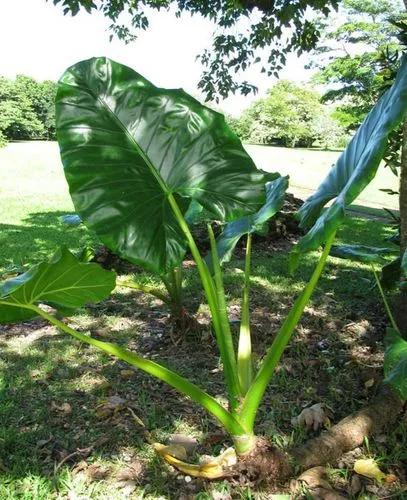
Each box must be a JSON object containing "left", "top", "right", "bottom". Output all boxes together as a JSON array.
[{"left": 233, "top": 437, "right": 291, "bottom": 486}]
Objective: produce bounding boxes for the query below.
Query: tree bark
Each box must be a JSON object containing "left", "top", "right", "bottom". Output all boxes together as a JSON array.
[
  {"left": 401, "top": 119, "right": 407, "bottom": 255},
  {"left": 290, "top": 385, "right": 404, "bottom": 470}
]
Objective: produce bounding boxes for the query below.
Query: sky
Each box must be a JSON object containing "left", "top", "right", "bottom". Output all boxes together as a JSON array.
[{"left": 0, "top": 0, "right": 316, "bottom": 115}]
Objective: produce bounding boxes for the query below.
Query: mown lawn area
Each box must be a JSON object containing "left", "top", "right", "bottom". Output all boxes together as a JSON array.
[{"left": 0, "top": 142, "right": 405, "bottom": 499}]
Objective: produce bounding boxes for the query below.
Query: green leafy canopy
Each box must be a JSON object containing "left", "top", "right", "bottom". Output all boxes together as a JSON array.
[
  {"left": 56, "top": 57, "right": 276, "bottom": 276},
  {"left": 0, "top": 248, "right": 116, "bottom": 324}
]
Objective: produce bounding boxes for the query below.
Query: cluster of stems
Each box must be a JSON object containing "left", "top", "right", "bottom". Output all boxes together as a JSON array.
[{"left": 0, "top": 193, "right": 336, "bottom": 456}]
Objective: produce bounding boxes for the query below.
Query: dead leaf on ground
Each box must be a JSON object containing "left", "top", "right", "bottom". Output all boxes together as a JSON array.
[
  {"left": 117, "top": 479, "right": 137, "bottom": 495},
  {"left": 364, "top": 378, "right": 375, "bottom": 389},
  {"left": 86, "top": 463, "right": 110, "bottom": 482},
  {"left": 202, "top": 432, "right": 225, "bottom": 446},
  {"left": 51, "top": 401, "right": 72, "bottom": 415},
  {"left": 95, "top": 395, "right": 126, "bottom": 418},
  {"left": 120, "top": 369, "right": 134, "bottom": 379},
  {"left": 116, "top": 460, "right": 145, "bottom": 482},
  {"left": 291, "top": 403, "right": 331, "bottom": 431},
  {"left": 168, "top": 434, "right": 198, "bottom": 456},
  {"left": 354, "top": 458, "right": 384, "bottom": 482},
  {"left": 349, "top": 474, "right": 362, "bottom": 495}
]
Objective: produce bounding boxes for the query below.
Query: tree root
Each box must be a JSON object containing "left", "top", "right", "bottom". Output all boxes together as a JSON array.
[
  {"left": 153, "top": 384, "right": 404, "bottom": 485},
  {"left": 290, "top": 384, "right": 405, "bottom": 470}
]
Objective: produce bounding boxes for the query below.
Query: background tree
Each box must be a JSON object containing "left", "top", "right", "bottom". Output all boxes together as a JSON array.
[
  {"left": 233, "top": 80, "right": 345, "bottom": 148},
  {"left": 49, "top": 0, "right": 339, "bottom": 101},
  {"left": 0, "top": 76, "right": 57, "bottom": 145},
  {"left": 312, "top": 0, "right": 407, "bottom": 256}
]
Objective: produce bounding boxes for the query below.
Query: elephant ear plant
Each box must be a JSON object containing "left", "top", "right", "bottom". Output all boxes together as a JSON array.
[
  {"left": 54, "top": 57, "right": 278, "bottom": 326},
  {"left": 1, "top": 57, "right": 407, "bottom": 480}
]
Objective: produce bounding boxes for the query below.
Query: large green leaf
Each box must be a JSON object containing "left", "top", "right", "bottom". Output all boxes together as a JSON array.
[
  {"left": 56, "top": 57, "right": 276, "bottom": 275},
  {"left": 291, "top": 57, "right": 407, "bottom": 269},
  {"left": 210, "top": 176, "right": 289, "bottom": 265},
  {"left": 384, "top": 328, "right": 407, "bottom": 400},
  {"left": 329, "top": 244, "right": 395, "bottom": 264},
  {"left": 0, "top": 248, "right": 116, "bottom": 324}
]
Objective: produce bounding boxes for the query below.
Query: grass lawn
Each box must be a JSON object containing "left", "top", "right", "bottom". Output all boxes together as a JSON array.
[{"left": 0, "top": 141, "right": 405, "bottom": 498}]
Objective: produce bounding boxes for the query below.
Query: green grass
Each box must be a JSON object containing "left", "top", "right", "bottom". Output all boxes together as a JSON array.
[
  {"left": 246, "top": 144, "right": 399, "bottom": 213},
  {"left": 0, "top": 141, "right": 405, "bottom": 498}
]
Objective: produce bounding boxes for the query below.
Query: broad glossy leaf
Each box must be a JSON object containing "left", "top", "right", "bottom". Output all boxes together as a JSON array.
[
  {"left": 292, "top": 57, "right": 407, "bottom": 269},
  {"left": 384, "top": 328, "right": 407, "bottom": 400},
  {"left": 210, "top": 176, "right": 288, "bottom": 265},
  {"left": 56, "top": 57, "right": 275, "bottom": 275},
  {"left": 0, "top": 248, "right": 116, "bottom": 324},
  {"left": 329, "top": 244, "right": 395, "bottom": 264}
]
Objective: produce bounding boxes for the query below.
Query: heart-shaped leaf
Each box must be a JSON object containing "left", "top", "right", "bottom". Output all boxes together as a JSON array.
[
  {"left": 0, "top": 248, "right": 116, "bottom": 324},
  {"left": 384, "top": 327, "right": 407, "bottom": 400},
  {"left": 291, "top": 57, "right": 407, "bottom": 270},
  {"left": 56, "top": 57, "right": 276, "bottom": 275},
  {"left": 210, "top": 176, "right": 288, "bottom": 265}
]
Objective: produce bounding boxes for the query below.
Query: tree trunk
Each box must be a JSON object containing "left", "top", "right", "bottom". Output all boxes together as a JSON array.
[
  {"left": 401, "top": 119, "right": 407, "bottom": 255},
  {"left": 290, "top": 385, "right": 404, "bottom": 470}
]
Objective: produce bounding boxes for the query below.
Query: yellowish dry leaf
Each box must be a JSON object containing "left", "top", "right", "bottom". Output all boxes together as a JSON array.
[
  {"left": 354, "top": 459, "right": 386, "bottom": 482},
  {"left": 154, "top": 443, "right": 236, "bottom": 479}
]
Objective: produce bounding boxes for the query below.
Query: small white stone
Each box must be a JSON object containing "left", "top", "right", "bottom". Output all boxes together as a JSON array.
[{"left": 184, "top": 475, "right": 192, "bottom": 483}]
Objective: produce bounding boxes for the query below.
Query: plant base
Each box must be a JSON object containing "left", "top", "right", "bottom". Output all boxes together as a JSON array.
[{"left": 233, "top": 437, "right": 291, "bottom": 485}]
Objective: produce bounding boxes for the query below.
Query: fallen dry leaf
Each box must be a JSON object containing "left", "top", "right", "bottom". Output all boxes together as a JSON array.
[
  {"left": 354, "top": 458, "right": 389, "bottom": 482},
  {"left": 116, "top": 460, "right": 144, "bottom": 482},
  {"left": 95, "top": 395, "right": 126, "bottom": 418},
  {"left": 349, "top": 474, "right": 362, "bottom": 495},
  {"left": 157, "top": 444, "right": 188, "bottom": 461},
  {"left": 168, "top": 434, "right": 198, "bottom": 456},
  {"left": 364, "top": 378, "right": 375, "bottom": 389},
  {"left": 86, "top": 463, "right": 110, "bottom": 482},
  {"left": 51, "top": 401, "right": 72, "bottom": 415},
  {"left": 291, "top": 403, "right": 331, "bottom": 431},
  {"left": 120, "top": 369, "right": 134, "bottom": 379}
]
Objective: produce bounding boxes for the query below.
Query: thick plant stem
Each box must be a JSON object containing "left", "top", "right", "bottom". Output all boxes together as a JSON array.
[
  {"left": 207, "top": 224, "right": 241, "bottom": 404},
  {"left": 166, "top": 194, "right": 240, "bottom": 408},
  {"left": 162, "top": 267, "right": 184, "bottom": 316},
  {"left": 117, "top": 279, "right": 170, "bottom": 304},
  {"left": 240, "top": 231, "right": 336, "bottom": 430},
  {"left": 20, "top": 303, "right": 246, "bottom": 437},
  {"left": 238, "top": 233, "right": 253, "bottom": 396},
  {"left": 371, "top": 265, "right": 400, "bottom": 332}
]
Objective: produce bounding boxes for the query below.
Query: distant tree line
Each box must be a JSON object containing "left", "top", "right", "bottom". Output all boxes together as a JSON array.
[
  {"left": 227, "top": 80, "right": 348, "bottom": 150},
  {"left": 0, "top": 76, "right": 57, "bottom": 147}
]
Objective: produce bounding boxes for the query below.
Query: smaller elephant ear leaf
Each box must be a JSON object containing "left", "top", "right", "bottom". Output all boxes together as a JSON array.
[
  {"left": 291, "top": 57, "right": 407, "bottom": 271},
  {"left": 210, "top": 176, "right": 289, "bottom": 266},
  {"left": 384, "top": 328, "right": 407, "bottom": 400},
  {"left": 0, "top": 248, "right": 116, "bottom": 324},
  {"left": 329, "top": 244, "right": 396, "bottom": 264}
]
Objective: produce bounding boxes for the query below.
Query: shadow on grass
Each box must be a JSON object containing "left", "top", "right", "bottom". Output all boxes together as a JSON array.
[
  {"left": 0, "top": 211, "right": 95, "bottom": 273},
  {"left": 0, "top": 320, "right": 222, "bottom": 498},
  {"left": 0, "top": 214, "right": 402, "bottom": 496}
]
